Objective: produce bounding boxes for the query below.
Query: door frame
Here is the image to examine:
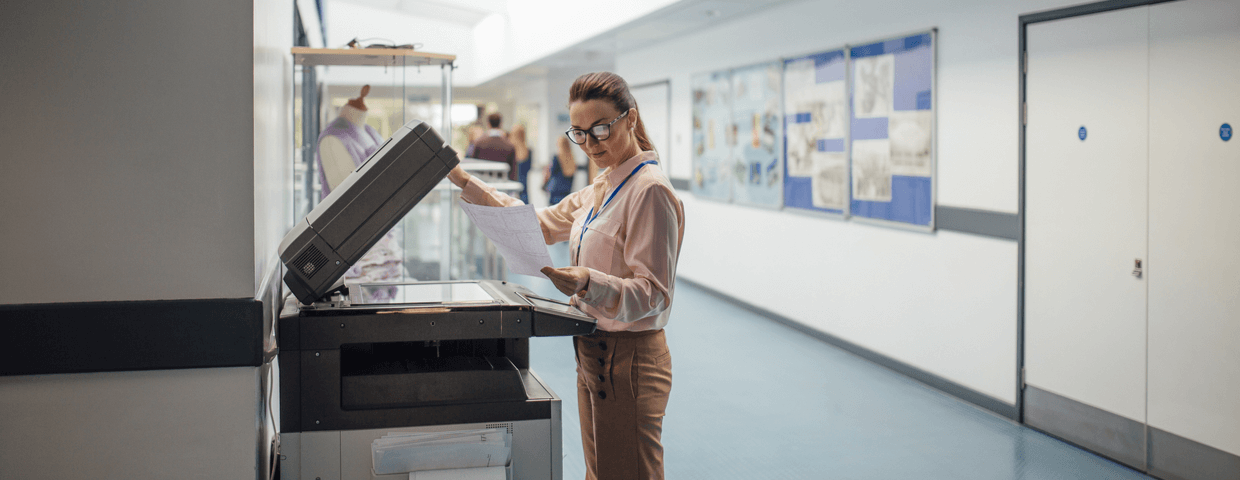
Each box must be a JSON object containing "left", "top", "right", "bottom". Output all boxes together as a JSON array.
[{"left": 1016, "top": 0, "right": 1178, "bottom": 423}]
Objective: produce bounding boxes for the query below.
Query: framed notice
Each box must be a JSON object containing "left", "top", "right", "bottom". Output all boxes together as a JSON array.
[
  {"left": 849, "top": 30, "right": 936, "bottom": 229},
  {"left": 784, "top": 48, "right": 849, "bottom": 215}
]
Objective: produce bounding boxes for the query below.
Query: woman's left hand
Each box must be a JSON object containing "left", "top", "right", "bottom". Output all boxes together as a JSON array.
[{"left": 541, "top": 266, "right": 590, "bottom": 296}]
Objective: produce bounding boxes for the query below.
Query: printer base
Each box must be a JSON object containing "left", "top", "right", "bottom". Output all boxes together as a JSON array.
[{"left": 280, "top": 406, "right": 561, "bottom": 480}]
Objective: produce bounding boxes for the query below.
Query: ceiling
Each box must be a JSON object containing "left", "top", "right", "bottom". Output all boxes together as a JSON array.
[
  {"left": 505, "top": 0, "right": 798, "bottom": 75},
  {"left": 331, "top": 0, "right": 507, "bottom": 26},
  {"left": 325, "top": 0, "right": 800, "bottom": 89}
]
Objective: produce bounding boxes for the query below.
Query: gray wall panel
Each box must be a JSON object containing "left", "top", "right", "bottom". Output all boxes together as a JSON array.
[
  {"left": 1024, "top": 386, "right": 1146, "bottom": 470},
  {"left": 0, "top": 0, "right": 257, "bottom": 303},
  {"left": 1149, "top": 427, "right": 1240, "bottom": 480}
]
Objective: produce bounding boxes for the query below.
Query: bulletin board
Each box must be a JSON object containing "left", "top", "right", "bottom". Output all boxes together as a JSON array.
[
  {"left": 691, "top": 71, "right": 734, "bottom": 202},
  {"left": 848, "top": 31, "right": 936, "bottom": 229},
  {"left": 729, "top": 61, "right": 784, "bottom": 208},
  {"left": 783, "top": 49, "right": 849, "bottom": 215}
]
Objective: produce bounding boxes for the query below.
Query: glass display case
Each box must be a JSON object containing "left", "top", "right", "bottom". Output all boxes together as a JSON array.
[{"left": 292, "top": 47, "right": 517, "bottom": 283}]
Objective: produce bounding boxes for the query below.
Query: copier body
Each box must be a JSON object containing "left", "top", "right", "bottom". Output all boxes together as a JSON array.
[{"left": 275, "top": 120, "right": 595, "bottom": 479}]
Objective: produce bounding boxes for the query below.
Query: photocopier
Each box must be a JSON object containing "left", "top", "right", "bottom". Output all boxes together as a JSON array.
[{"left": 276, "top": 119, "right": 595, "bottom": 480}]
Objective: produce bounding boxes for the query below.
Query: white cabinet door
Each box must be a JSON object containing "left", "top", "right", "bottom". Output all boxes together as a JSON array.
[
  {"left": 1025, "top": 7, "right": 1149, "bottom": 423},
  {"left": 1147, "top": 0, "right": 1240, "bottom": 457}
]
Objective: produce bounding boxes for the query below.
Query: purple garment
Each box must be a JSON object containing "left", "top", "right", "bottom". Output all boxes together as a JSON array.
[{"left": 316, "top": 115, "right": 384, "bottom": 199}]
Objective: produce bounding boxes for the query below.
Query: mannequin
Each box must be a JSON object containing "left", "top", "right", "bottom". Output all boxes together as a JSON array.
[
  {"left": 316, "top": 86, "right": 402, "bottom": 289},
  {"left": 317, "top": 85, "right": 384, "bottom": 197}
]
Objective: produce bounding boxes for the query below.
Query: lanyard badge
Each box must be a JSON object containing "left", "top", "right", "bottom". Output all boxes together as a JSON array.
[{"left": 574, "top": 160, "right": 657, "bottom": 265}]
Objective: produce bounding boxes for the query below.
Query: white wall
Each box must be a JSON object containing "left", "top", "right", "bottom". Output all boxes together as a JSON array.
[
  {"left": 256, "top": 0, "right": 296, "bottom": 297},
  {"left": 616, "top": 0, "right": 1083, "bottom": 404},
  {"left": 0, "top": 0, "right": 291, "bottom": 304}
]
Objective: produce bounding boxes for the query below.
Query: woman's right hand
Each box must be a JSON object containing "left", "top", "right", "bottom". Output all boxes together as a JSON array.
[{"left": 447, "top": 165, "right": 471, "bottom": 188}]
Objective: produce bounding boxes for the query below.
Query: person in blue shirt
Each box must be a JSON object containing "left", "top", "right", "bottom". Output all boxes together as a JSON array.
[{"left": 545, "top": 136, "right": 578, "bottom": 205}]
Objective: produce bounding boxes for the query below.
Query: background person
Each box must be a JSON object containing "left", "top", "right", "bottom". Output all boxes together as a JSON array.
[
  {"left": 511, "top": 124, "right": 532, "bottom": 203},
  {"left": 544, "top": 136, "right": 578, "bottom": 205},
  {"left": 446, "top": 71, "right": 683, "bottom": 480},
  {"left": 471, "top": 112, "right": 517, "bottom": 180}
]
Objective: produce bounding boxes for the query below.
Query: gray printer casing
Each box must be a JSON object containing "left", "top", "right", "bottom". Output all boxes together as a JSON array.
[
  {"left": 275, "top": 119, "right": 591, "bottom": 479},
  {"left": 279, "top": 120, "right": 458, "bottom": 305}
]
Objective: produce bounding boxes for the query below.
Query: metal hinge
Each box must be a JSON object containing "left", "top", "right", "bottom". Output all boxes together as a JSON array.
[
  {"left": 1023, "top": 102, "right": 1027, "bottom": 126},
  {"left": 1021, "top": 367, "right": 1027, "bottom": 389},
  {"left": 1023, "top": 51, "right": 1028, "bottom": 74}
]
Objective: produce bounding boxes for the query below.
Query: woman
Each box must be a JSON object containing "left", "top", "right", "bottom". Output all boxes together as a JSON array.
[
  {"left": 447, "top": 72, "right": 684, "bottom": 480},
  {"left": 511, "top": 124, "right": 532, "bottom": 204},
  {"left": 545, "top": 136, "right": 578, "bottom": 205}
]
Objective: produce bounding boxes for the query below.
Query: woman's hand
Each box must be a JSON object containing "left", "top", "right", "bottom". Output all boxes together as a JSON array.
[
  {"left": 447, "top": 166, "right": 471, "bottom": 188},
  {"left": 541, "top": 266, "right": 590, "bottom": 296}
]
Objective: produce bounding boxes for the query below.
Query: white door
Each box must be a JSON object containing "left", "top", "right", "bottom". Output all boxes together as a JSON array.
[
  {"left": 1025, "top": 7, "right": 1149, "bottom": 423},
  {"left": 1147, "top": 0, "right": 1240, "bottom": 457}
]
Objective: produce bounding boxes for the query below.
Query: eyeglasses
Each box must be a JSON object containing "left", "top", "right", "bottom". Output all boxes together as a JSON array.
[{"left": 565, "top": 111, "right": 629, "bottom": 145}]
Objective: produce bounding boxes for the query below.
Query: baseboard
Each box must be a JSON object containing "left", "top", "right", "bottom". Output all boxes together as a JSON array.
[
  {"left": 678, "top": 277, "right": 1018, "bottom": 421},
  {"left": 1024, "top": 385, "right": 1240, "bottom": 480},
  {"left": 1148, "top": 426, "right": 1240, "bottom": 480},
  {"left": 1024, "top": 385, "right": 1147, "bottom": 470}
]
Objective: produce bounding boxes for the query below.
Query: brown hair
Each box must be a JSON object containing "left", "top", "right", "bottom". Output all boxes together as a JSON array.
[
  {"left": 569, "top": 72, "right": 655, "bottom": 154},
  {"left": 487, "top": 112, "right": 502, "bottom": 128},
  {"left": 556, "top": 136, "right": 578, "bottom": 177},
  {"left": 511, "top": 124, "right": 529, "bottom": 160}
]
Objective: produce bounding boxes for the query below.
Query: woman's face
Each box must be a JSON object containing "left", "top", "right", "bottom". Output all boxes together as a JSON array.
[{"left": 568, "top": 99, "right": 638, "bottom": 170}]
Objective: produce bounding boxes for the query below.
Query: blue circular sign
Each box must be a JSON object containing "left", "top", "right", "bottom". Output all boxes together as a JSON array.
[
  {"left": 1079, "top": 126, "right": 1087, "bottom": 141},
  {"left": 1222, "top": 123, "right": 1232, "bottom": 142}
]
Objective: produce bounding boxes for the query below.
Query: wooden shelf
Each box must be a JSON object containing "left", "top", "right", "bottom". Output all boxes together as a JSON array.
[{"left": 292, "top": 47, "right": 455, "bottom": 67}]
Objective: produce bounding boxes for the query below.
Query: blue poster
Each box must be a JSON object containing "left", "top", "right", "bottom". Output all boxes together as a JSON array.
[
  {"left": 691, "top": 71, "right": 733, "bottom": 201},
  {"left": 784, "top": 49, "right": 848, "bottom": 215},
  {"left": 730, "top": 61, "right": 783, "bottom": 208},
  {"left": 849, "top": 31, "right": 935, "bottom": 228}
]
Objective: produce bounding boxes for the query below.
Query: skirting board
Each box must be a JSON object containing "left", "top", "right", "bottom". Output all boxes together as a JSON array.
[
  {"left": 1025, "top": 385, "right": 1240, "bottom": 480},
  {"left": 1149, "top": 426, "right": 1240, "bottom": 480},
  {"left": 678, "top": 277, "right": 1018, "bottom": 421},
  {"left": 1024, "top": 385, "right": 1147, "bottom": 470}
]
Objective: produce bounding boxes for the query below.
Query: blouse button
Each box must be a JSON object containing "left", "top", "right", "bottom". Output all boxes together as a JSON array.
[
  {"left": 599, "top": 341, "right": 607, "bottom": 350},
  {"left": 597, "top": 358, "right": 605, "bottom": 366},
  {"left": 598, "top": 390, "right": 607, "bottom": 399},
  {"left": 597, "top": 374, "right": 605, "bottom": 382}
]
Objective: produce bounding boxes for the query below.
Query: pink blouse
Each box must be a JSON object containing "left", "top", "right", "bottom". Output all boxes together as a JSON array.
[{"left": 460, "top": 151, "right": 685, "bottom": 332}]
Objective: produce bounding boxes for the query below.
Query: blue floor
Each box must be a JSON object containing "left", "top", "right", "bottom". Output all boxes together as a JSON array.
[{"left": 515, "top": 243, "right": 1153, "bottom": 480}]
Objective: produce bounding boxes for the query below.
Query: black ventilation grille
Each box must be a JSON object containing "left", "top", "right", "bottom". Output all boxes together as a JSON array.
[{"left": 293, "top": 245, "right": 328, "bottom": 278}]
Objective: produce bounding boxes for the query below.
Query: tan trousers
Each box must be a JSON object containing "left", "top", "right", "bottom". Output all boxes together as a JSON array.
[{"left": 574, "top": 329, "right": 672, "bottom": 480}]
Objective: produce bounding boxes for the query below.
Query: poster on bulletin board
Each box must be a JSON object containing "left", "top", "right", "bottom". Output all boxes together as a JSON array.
[
  {"left": 729, "top": 61, "right": 783, "bottom": 208},
  {"left": 691, "top": 71, "right": 734, "bottom": 202},
  {"left": 784, "top": 49, "right": 849, "bottom": 215},
  {"left": 849, "top": 30, "right": 935, "bottom": 229}
]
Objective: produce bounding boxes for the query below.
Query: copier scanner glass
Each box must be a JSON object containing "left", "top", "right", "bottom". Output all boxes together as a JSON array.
[{"left": 352, "top": 282, "right": 498, "bottom": 306}]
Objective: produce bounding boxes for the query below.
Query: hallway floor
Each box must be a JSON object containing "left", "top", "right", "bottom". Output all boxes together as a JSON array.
[{"left": 515, "top": 244, "right": 1154, "bottom": 479}]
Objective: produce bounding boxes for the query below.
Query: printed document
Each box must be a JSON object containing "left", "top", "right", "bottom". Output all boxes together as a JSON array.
[{"left": 459, "top": 202, "right": 555, "bottom": 277}]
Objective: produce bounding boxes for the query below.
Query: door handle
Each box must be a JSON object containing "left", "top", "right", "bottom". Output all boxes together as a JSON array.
[{"left": 1132, "top": 258, "right": 1143, "bottom": 278}]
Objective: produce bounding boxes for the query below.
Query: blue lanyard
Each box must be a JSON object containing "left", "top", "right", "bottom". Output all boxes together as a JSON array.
[{"left": 574, "top": 160, "right": 657, "bottom": 265}]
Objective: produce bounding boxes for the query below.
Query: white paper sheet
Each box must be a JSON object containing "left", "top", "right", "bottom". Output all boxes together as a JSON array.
[
  {"left": 409, "top": 466, "right": 507, "bottom": 480},
  {"left": 373, "top": 428, "right": 511, "bottom": 475},
  {"left": 458, "top": 202, "right": 554, "bottom": 277}
]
